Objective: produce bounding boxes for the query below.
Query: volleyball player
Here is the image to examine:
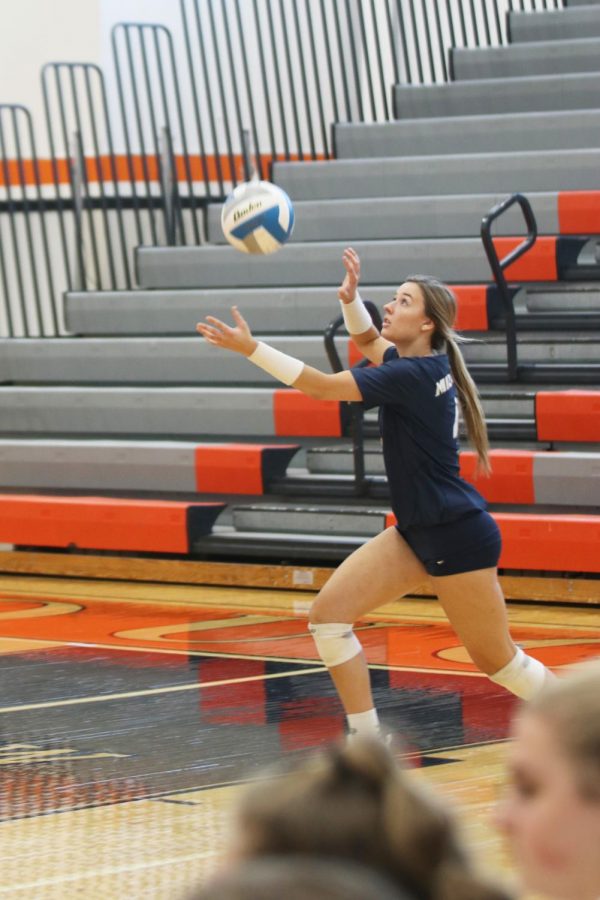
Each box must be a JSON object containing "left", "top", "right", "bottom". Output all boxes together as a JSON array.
[{"left": 196, "top": 247, "right": 554, "bottom": 741}]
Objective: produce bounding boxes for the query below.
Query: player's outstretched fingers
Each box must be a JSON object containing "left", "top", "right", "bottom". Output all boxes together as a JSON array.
[
  {"left": 205, "top": 315, "right": 232, "bottom": 335},
  {"left": 231, "top": 305, "right": 246, "bottom": 325}
]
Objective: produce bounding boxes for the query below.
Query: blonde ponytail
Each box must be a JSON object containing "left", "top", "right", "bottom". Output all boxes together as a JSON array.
[
  {"left": 445, "top": 333, "right": 490, "bottom": 475},
  {"left": 405, "top": 275, "right": 491, "bottom": 476}
]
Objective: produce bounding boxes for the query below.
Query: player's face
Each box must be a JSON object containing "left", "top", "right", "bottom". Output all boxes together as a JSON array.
[
  {"left": 382, "top": 282, "right": 433, "bottom": 345},
  {"left": 495, "top": 711, "right": 600, "bottom": 900}
]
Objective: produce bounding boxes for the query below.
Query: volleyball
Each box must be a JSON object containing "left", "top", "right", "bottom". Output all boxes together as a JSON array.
[{"left": 221, "top": 179, "right": 295, "bottom": 255}]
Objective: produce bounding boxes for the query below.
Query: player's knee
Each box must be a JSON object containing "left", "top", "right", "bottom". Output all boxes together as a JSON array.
[
  {"left": 307, "top": 595, "right": 339, "bottom": 626},
  {"left": 308, "top": 621, "right": 362, "bottom": 668}
]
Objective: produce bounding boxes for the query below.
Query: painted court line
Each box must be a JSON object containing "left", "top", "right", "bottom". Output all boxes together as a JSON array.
[
  {"left": 0, "top": 851, "right": 213, "bottom": 893},
  {"left": 0, "top": 634, "right": 488, "bottom": 679},
  {"left": 1, "top": 633, "right": 322, "bottom": 665},
  {"left": 0, "top": 666, "right": 327, "bottom": 715}
]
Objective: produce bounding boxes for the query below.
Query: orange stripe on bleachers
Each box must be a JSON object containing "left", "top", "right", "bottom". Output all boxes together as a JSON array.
[
  {"left": 496, "top": 513, "right": 600, "bottom": 573},
  {"left": 460, "top": 449, "right": 535, "bottom": 504},
  {"left": 536, "top": 390, "right": 600, "bottom": 442},
  {"left": 558, "top": 191, "right": 600, "bottom": 235},
  {"left": 273, "top": 390, "right": 343, "bottom": 437},
  {"left": 492, "top": 237, "right": 557, "bottom": 281},
  {"left": 385, "top": 509, "right": 600, "bottom": 573},
  {"left": 196, "top": 444, "right": 266, "bottom": 494},
  {"left": 0, "top": 494, "right": 222, "bottom": 554},
  {"left": 195, "top": 443, "right": 298, "bottom": 494},
  {"left": 452, "top": 285, "right": 489, "bottom": 331},
  {"left": 0, "top": 152, "right": 326, "bottom": 187}
]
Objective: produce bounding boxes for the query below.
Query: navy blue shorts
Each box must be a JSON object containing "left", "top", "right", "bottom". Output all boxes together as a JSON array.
[{"left": 397, "top": 509, "right": 502, "bottom": 577}]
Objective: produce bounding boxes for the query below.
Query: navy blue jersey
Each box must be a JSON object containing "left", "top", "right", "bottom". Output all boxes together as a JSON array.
[{"left": 352, "top": 347, "right": 486, "bottom": 528}]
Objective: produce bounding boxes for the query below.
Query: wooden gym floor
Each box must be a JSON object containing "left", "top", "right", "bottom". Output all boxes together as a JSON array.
[{"left": 0, "top": 573, "right": 599, "bottom": 899}]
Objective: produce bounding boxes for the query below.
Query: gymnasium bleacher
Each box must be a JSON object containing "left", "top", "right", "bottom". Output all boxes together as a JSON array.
[{"left": 0, "top": 0, "right": 599, "bottom": 587}]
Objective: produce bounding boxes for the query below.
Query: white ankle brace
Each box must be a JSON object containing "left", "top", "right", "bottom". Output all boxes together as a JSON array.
[{"left": 308, "top": 622, "right": 362, "bottom": 668}]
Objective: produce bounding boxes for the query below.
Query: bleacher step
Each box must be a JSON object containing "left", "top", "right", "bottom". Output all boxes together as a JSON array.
[
  {"left": 207, "top": 189, "right": 595, "bottom": 243},
  {"left": 63, "top": 284, "right": 600, "bottom": 338},
  {"left": 136, "top": 236, "right": 599, "bottom": 290},
  {"left": 273, "top": 149, "right": 600, "bottom": 201},
  {"left": 509, "top": 5, "right": 600, "bottom": 42},
  {"left": 451, "top": 37, "right": 600, "bottom": 81},
  {"left": 0, "top": 440, "right": 299, "bottom": 494},
  {"left": 1, "top": 334, "right": 598, "bottom": 385},
  {"left": 393, "top": 72, "right": 600, "bottom": 120},
  {"left": 334, "top": 113, "right": 600, "bottom": 160}
]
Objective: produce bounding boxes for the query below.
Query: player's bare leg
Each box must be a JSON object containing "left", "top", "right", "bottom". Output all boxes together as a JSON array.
[
  {"left": 308, "top": 526, "right": 428, "bottom": 734},
  {"left": 433, "top": 568, "right": 553, "bottom": 698}
]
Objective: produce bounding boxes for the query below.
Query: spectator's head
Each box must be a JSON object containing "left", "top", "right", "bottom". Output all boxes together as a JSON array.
[
  {"left": 496, "top": 660, "right": 600, "bottom": 900},
  {"left": 229, "top": 737, "right": 511, "bottom": 900},
  {"left": 192, "top": 855, "right": 411, "bottom": 900}
]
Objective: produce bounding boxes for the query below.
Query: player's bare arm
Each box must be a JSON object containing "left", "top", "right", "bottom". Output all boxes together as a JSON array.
[
  {"left": 196, "top": 306, "right": 362, "bottom": 402},
  {"left": 339, "top": 247, "right": 392, "bottom": 366}
]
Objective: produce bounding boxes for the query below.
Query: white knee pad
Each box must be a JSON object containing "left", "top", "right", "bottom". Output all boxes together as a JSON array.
[
  {"left": 489, "top": 647, "right": 550, "bottom": 700},
  {"left": 308, "top": 622, "right": 362, "bottom": 668}
]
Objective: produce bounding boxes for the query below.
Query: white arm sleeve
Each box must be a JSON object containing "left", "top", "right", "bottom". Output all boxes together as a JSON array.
[
  {"left": 339, "top": 291, "right": 373, "bottom": 335},
  {"left": 248, "top": 341, "right": 305, "bottom": 386}
]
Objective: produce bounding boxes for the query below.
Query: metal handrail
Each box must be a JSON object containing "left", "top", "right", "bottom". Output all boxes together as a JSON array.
[
  {"left": 324, "top": 300, "right": 382, "bottom": 496},
  {"left": 480, "top": 192, "right": 538, "bottom": 381}
]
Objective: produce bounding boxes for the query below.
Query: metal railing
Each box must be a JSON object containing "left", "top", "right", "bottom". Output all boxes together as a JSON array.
[
  {"left": 0, "top": 105, "right": 60, "bottom": 336},
  {"left": 0, "top": 0, "right": 566, "bottom": 336},
  {"left": 179, "top": 0, "right": 564, "bottom": 199},
  {"left": 111, "top": 22, "right": 203, "bottom": 246},
  {"left": 481, "top": 192, "right": 538, "bottom": 381},
  {"left": 41, "top": 62, "right": 133, "bottom": 293}
]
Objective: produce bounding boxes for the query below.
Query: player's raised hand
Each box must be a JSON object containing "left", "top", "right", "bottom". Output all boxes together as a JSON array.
[
  {"left": 196, "top": 306, "right": 258, "bottom": 356},
  {"left": 338, "top": 247, "right": 361, "bottom": 305}
]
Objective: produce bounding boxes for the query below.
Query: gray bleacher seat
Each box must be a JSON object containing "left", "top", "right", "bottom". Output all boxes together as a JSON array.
[
  {"left": 207, "top": 192, "right": 561, "bottom": 243},
  {"left": 273, "top": 150, "right": 600, "bottom": 201},
  {"left": 65, "top": 286, "right": 390, "bottom": 336},
  {"left": 334, "top": 112, "right": 600, "bottom": 159},
  {"left": 393, "top": 72, "right": 600, "bottom": 120},
  {"left": 509, "top": 5, "right": 600, "bottom": 42},
  {"left": 452, "top": 37, "right": 600, "bottom": 81},
  {"left": 534, "top": 452, "right": 600, "bottom": 505},
  {"left": 0, "top": 337, "right": 336, "bottom": 384}
]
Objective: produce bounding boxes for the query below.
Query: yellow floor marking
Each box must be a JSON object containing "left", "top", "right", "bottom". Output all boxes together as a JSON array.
[
  {"left": 0, "top": 751, "right": 128, "bottom": 764},
  {"left": 0, "top": 637, "right": 65, "bottom": 654},
  {"left": 0, "top": 574, "right": 598, "bottom": 632},
  {"left": 115, "top": 613, "right": 296, "bottom": 643},
  {"left": 439, "top": 636, "right": 600, "bottom": 664},
  {"left": 0, "top": 599, "right": 82, "bottom": 619}
]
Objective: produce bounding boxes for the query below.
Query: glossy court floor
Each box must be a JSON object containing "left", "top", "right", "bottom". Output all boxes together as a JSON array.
[{"left": 1, "top": 574, "right": 599, "bottom": 899}]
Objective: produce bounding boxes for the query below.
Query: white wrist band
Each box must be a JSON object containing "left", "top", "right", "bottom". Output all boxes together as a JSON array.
[
  {"left": 339, "top": 291, "right": 373, "bottom": 335},
  {"left": 248, "top": 341, "right": 304, "bottom": 386}
]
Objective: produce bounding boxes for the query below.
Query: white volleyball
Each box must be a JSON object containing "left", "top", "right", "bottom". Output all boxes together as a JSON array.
[{"left": 221, "top": 180, "right": 295, "bottom": 255}]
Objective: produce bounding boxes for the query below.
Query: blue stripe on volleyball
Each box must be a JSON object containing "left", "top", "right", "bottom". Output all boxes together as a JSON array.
[{"left": 230, "top": 203, "right": 294, "bottom": 243}]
